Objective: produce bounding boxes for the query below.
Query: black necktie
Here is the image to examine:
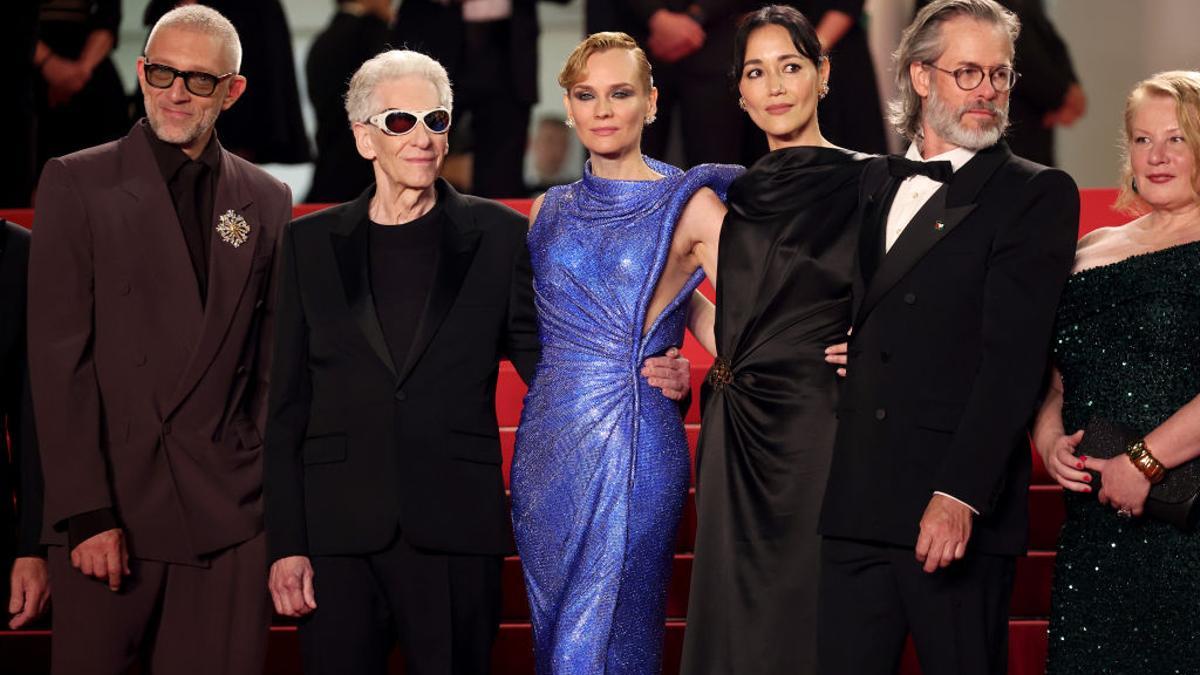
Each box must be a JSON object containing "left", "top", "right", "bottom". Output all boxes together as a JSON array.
[{"left": 887, "top": 155, "right": 953, "bottom": 182}]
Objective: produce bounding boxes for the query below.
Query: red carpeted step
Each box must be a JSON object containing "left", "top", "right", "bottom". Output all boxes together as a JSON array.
[{"left": 1, "top": 619, "right": 1050, "bottom": 674}]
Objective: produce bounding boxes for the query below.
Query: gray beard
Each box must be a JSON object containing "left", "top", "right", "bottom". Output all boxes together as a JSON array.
[{"left": 924, "top": 85, "right": 1009, "bottom": 150}]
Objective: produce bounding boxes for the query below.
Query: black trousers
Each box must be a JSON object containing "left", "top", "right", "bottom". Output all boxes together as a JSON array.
[
  {"left": 299, "top": 534, "right": 502, "bottom": 675},
  {"left": 817, "top": 537, "right": 1015, "bottom": 675}
]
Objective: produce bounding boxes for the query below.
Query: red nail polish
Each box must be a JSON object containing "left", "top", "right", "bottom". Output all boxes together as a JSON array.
[
  {"left": 1084, "top": 486, "right": 1092, "bottom": 492},
  {"left": 1076, "top": 462, "right": 1084, "bottom": 469},
  {"left": 1083, "top": 474, "right": 1092, "bottom": 482},
  {"left": 1080, "top": 456, "right": 1088, "bottom": 461}
]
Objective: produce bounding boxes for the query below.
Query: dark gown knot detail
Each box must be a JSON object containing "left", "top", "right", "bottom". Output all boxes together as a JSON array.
[{"left": 706, "top": 357, "right": 733, "bottom": 390}]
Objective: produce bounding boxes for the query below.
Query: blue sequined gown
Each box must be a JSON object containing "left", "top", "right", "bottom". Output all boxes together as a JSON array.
[{"left": 512, "top": 158, "right": 739, "bottom": 673}]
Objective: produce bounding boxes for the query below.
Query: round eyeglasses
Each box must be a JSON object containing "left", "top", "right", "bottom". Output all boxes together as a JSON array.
[
  {"left": 364, "top": 108, "right": 452, "bottom": 136},
  {"left": 142, "top": 59, "right": 235, "bottom": 97},
  {"left": 922, "top": 63, "right": 1020, "bottom": 93}
]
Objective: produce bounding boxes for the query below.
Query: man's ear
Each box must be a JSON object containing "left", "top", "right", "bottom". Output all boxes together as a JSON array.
[
  {"left": 911, "top": 61, "right": 931, "bottom": 98},
  {"left": 352, "top": 122, "right": 377, "bottom": 161},
  {"left": 221, "top": 75, "right": 248, "bottom": 111}
]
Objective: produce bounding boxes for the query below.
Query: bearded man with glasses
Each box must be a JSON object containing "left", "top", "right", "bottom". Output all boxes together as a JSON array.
[
  {"left": 816, "top": 1, "right": 1079, "bottom": 673},
  {"left": 27, "top": 6, "right": 291, "bottom": 675}
]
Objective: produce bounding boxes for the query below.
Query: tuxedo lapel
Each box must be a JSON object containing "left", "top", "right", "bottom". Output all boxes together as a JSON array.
[
  {"left": 330, "top": 190, "right": 397, "bottom": 378},
  {"left": 166, "top": 151, "right": 262, "bottom": 415},
  {"left": 854, "top": 143, "right": 1010, "bottom": 327},
  {"left": 396, "top": 182, "right": 481, "bottom": 386},
  {"left": 852, "top": 169, "right": 900, "bottom": 322}
]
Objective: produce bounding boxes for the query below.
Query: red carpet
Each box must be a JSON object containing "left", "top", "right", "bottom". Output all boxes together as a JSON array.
[{"left": 0, "top": 189, "right": 1127, "bottom": 674}]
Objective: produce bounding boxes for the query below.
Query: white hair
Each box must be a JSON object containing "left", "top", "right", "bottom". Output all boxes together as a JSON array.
[
  {"left": 345, "top": 50, "right": 454, "bottom": 125},
  {"left": 146, "top": 5, "right": 243, "bottom": 73}
]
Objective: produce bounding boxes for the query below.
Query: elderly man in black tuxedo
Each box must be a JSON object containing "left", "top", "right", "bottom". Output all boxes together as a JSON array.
[
  {"left": 818, "top": 1, "right": 1079, "bottom": 673},
  {"left": 264, "top": 49, "right": 691, "bottom": 675}
]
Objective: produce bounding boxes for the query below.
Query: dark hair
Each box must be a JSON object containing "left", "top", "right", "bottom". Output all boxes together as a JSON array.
[{"left": 731, "top": 5, "right": 823, "bottom": 85}]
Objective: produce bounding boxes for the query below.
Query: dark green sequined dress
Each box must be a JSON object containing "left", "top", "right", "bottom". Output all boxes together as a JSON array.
[{"left": 1047, "top": 241, "right": 1200, "bottom": 674}]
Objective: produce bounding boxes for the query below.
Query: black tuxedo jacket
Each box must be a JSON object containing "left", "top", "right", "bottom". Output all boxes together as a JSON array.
[
  {"left": 819, "top": 142, "right": 1078, "bottom": 556},
  {"left": 1, "top": 220, "right": 41, "bottom": 564},
  {"left": 264, "top": 180, "right": 539, "bottom": 562}
]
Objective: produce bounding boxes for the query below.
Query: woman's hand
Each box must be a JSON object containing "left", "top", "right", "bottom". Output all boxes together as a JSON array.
[
  {"left": 1085, "top": 454, "right": 1151, "bottom": 517},
  {"left": 1040, "top": 429, "right": 1091, "bottom": 493}
]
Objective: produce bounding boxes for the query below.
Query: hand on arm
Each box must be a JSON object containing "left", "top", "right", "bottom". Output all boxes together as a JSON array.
[
  {"left": 8, "top": 557, "right": 50, "bottom": 629},
  {"left": 1032, "top": 367, "right": 1091, "bottom": 493},
  {"left": 268, "top": 556, "right": 317, "bottom": 617}
]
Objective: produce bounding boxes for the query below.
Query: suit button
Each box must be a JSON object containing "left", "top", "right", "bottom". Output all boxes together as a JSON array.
[
  {"left": 903, "top": 292, "right": 917, "bottom": 305},
  {"left": 875, "top": 408, "right": 887, "bottom": 421},
  {"left": 236, "top": 365, "right": 247, "bottom": 376},
  {"left": 395, "top": 390, "right": 407, "bottom": 402},
  {"left": 255, "top": 299, "right": 265, "bottom": 310}
]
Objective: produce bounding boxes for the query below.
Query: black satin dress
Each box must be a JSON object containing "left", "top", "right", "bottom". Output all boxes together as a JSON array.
[{"left": 681, "top": 146, "right": 868, "bottom": 674}]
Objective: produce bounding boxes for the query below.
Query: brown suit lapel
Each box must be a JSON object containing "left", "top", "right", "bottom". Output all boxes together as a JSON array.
[
  {"left": 166, "top": 151, "right": 261, "bottom": 416},
  {"left": 118, "top": 128, "right": 205, "bottom": 332}
]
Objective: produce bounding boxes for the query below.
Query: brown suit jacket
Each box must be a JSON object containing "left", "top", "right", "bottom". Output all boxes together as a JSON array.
[{"left": 28, "top": 124, "right": 292, "bottom": 565}]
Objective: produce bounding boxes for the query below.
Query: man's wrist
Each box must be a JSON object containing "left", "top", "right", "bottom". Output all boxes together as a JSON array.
[
  {"left": 933, "top": 491, "right": 979, "bottom": 515},
  {"left": 67, "top": 508, "right": 120, "bottom": 549}
]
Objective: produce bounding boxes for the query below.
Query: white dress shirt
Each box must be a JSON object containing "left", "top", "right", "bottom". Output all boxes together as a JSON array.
[
  {"left": 881, "top": 142, "right": 981, "bottom": 515},
  {"left": 883, "top": 144, "right": 977, "bottom": 252}
]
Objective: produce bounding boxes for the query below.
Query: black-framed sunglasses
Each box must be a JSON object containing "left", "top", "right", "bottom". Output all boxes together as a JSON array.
[
  {"left": 364, "top": 108, "right": 452, "bottom": 136},
  {"left": 923, "top": 62, "right": 1020, "bottom": 93},
  {"left": 142, "top": 59, "right": 236, "bottom": 97}
]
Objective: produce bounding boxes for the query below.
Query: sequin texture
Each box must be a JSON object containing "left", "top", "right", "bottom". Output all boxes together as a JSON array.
[
  {"left": 511, "top": 158, "right": 740, "bottom": 673},
  {"left": 1047, "top": 241, "right": 1200, "bottom": 673}
]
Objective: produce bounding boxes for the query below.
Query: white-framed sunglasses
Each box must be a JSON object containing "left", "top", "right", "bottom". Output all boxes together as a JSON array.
[{"left": 364, "top": 107, "right": 452, "bottom": 136}]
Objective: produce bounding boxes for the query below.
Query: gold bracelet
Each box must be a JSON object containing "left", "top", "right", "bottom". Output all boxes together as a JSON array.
[{"left": 1126, "top": 439, "right": 1167, "bottom": 484}]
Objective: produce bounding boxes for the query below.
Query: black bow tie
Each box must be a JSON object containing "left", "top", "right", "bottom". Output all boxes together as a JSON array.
[{"left": 887, "top": 155, "right": 954, "bottom": 183}]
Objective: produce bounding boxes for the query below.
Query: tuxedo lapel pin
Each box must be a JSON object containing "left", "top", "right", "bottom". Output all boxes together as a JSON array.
[
  {"left": 934, "top": 220, "right": 945, "bottom": 231},
  {"left": 217, "top": 209, "right": 251, "bottom": 248}
]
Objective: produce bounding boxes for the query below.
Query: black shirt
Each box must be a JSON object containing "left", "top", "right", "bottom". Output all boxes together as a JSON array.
[
  {"left": 143, "top": 118, "right": 221, "bottom": 305},
  {"left": 368, "top": 204, "right": 443, "bottom": 370}
]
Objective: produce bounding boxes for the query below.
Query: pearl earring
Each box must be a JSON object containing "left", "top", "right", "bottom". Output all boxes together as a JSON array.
[{"left": 565, "top": 118, "right": 575, "bottom": 128}]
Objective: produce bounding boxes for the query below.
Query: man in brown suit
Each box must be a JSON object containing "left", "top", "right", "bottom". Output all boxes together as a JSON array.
[{"left": 27, "top": 6, "right": 291, "bottom": 674}]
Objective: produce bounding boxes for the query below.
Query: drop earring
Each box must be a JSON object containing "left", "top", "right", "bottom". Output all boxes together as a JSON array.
[
  {"left": 738, "top": 97, "right": 747, "bottom": 111},
  {"left": 645, "top": 114, "right": 657, "bottom": 125},
  {"left": 819, "top": 82, "right": 830, "bottom": 99}
]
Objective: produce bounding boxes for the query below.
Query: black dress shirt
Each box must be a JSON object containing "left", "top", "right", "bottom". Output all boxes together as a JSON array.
[{"left": 143, "top": 118, "right": 221, "bottom": 305}]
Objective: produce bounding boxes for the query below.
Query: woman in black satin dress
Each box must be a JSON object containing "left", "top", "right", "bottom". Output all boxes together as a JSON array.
[{"left": 680, "top": 6, "right": 869, "bottom": 673}]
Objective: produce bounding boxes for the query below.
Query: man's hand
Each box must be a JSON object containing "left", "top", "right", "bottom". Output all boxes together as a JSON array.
[
  {"left": 269, "top": 556, "right": 317, "bottom": 617},
  {"left": 915, "top": 494, "right": 973, "bottom": 573},
  {"left": 41, "top": 56, "right": 91, "bottom": 107},
  {"left": 641, "top": 347, "right": 690, "bottom": 401},
  {"left": 824, "top": 342, "right": 848, "bottom": 377},
  {"left": 647, "top": 10, "right": 705, "bottom": 63},
  {"left": 8, "top": 557, "right": 50, "bottom": 629},
  {"left": 71, "top": 528, "right": 129, "bottom": 591}
]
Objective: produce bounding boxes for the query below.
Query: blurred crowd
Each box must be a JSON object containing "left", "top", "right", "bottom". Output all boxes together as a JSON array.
[{"left": 0, "top": 0, "right": 1084, "bottom": 208}]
